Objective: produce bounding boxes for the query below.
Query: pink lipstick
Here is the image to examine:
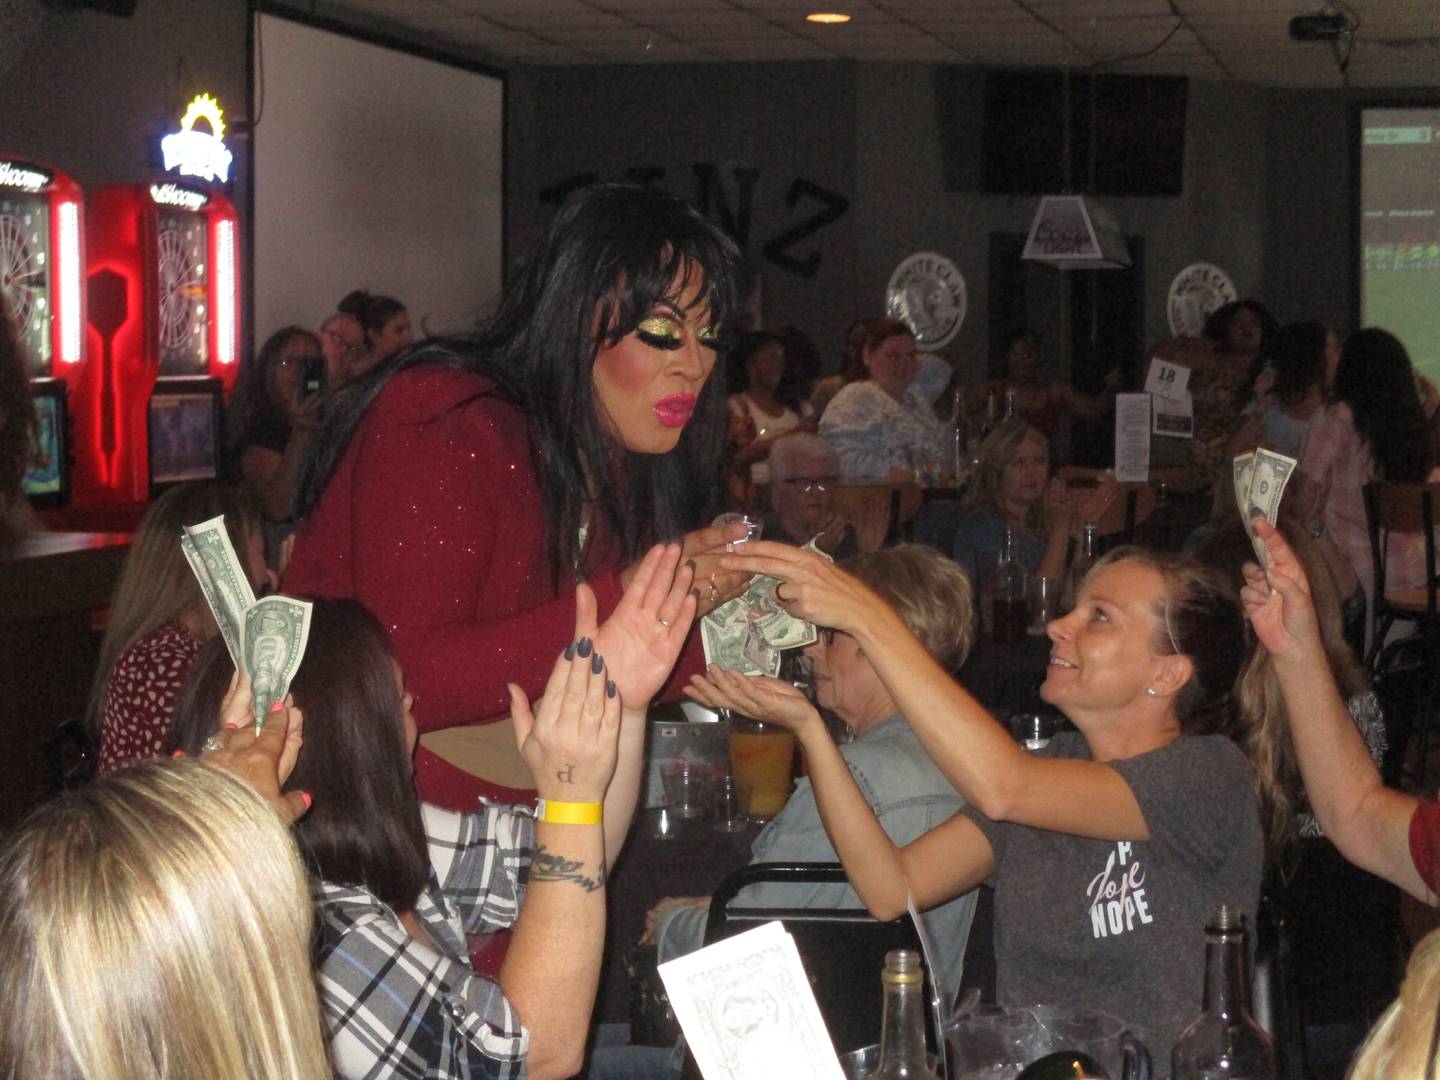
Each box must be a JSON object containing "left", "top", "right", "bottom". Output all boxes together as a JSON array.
[{"left": 653, "top": 393, "right": 696, "bottom": 428}]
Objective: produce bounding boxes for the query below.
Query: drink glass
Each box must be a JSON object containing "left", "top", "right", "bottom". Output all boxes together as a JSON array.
[
  {"left": 729, "top": 716, "right": 796, "bottom": 821},
  {"left": 1028, "top": 575, "right": 1058, "bottom": 635},
  {"left": 712, "top": 512, "right": 762, "bottom": 545},
  {"left": 662, "top": 758, "right": 705, "bottom": 819},
  {"left": 711, "top": 772, "right": 749, "bottom": 833}
]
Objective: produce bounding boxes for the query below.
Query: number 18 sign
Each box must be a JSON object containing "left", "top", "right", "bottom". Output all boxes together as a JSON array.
[{"left": 1144, "top": 356, "right": 1191, "bottom": 401}]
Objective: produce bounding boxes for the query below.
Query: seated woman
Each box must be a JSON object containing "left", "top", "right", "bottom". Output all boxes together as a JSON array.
[
  {"left": 693, "top": 540, "right": 1275, "bottom": 1062},
  {"left": 86, "top": 482, "right": 268, "bottom": 775},
  {"left": 337, "top": 289, "right": 413, "bottom": 376},
  {"left": 762, "top": 433, "right": 859, "bottom": 559},
  {"left": 1239, "top": 517, "right": 1435, "bottom": 902},
  {"left": 726, "top": 331, "right": 812, "bottom": 492},
  {"left": 1228, "top": 321, "right": 1336, "bottom": 461},
  {"left": 965, "top": 328, "right": 1117, "bottom": 440},
  {"left": 819, "top": 318, "right": 945, "bottom": 481},
  {"left": 0, "top": 755, "right": 330, "bottom": 1079},
  {"left": 933, "top": 419, "right": 1115, "bottom": 590},
  {"left": 173, "top": 544, "right": 695, "bottom": 1080}
]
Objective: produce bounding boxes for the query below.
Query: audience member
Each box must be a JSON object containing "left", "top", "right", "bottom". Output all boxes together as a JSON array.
[
  {"left": 319, "top": 310, "right": 366, "bottom": 385},
  {"left": 1230, "top": 320, "right": 1337, "bottom": 460},
  {"left": 810, "top": 317, "right": 876, "bottom": 422},
  {"left": 819, "top": 317, "right": 945, "bottom": 480},
  {"left": 174, "top": 547, "right": 694, "bottom": 1080},
  {"left": 0, "top": 757, "right": 330, "bottom": 1080},
  {"left": 1348, "top": 926, "right": 1440, "bottom": 1079},
  {"left": 337, "top": 289, "right": 412, "bottom": 375},
  {"left": 0, "top": 305, "right": 41, "bottom": 541},
  {"left": 284, "top": 184, "right": 752, "bottom": 809},
  {"left": 86, "top": 482, "right": 266, "bottom": 775},
  {"left": 697, "top": 540, "right": 1274, "bottom": 1061},
  {"left": 726, "top": 330, "right": 812, "bottom": 489},
  {"left": 966, "top": 328, "right": 1118, "bottom": 438},
  {"left": 228, "top": 325, "right": 325, "bottom": 530},
  {"left": 763, "top": 433, "right": 859, "bottom": 558}
]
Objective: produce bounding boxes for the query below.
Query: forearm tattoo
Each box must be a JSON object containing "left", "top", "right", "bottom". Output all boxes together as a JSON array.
[{"left": 530, "top": 846, "right": 607, "bottom": 893}]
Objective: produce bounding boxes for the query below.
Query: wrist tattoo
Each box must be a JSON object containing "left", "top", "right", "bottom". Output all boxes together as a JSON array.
[
  {"left": 557, "top": 763, "right": 574, "bottom": 784},
  {"left": 530, "top": 846, "right": 607, "bottom": 893}
]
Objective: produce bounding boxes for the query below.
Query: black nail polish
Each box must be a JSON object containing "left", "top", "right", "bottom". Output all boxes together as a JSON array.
[
  {"left": 686, "top": 559, "right": 697, "bottom": 573},
  {"left": 592, "top": 652, "right": 604, "bottom": 674},
  {"left": 577, "top": 636, "right": 593, "bottom": 658},
  {"left": 564, "top": 642, "right": 577, "bottom": 660},
  {"left": 691, "top": 587, "right": 701, "bottom": 600},
  {"left": 606, "top": 680, "right": 617, "bottom": 699}
]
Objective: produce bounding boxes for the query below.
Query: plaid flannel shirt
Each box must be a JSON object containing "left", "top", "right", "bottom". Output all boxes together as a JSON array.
[{"left": 316, "top": 802, "right": 535, "bottom": 1079}]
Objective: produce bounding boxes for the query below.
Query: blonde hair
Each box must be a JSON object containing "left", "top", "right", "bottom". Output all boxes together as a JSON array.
[
  {"left": 85, "top": 483, "right": 260, "bottom": 737},
  {"left": 961, "top": 419, "right": 1050, "bottom": 530},
  {"left": 844, "top": 544, "right": 975, "bottom": 670},
  {"left": 1349, "top": 926, "right": 1440, "bottom": 1080},
  {"left": 0, "top": 759, "right": 330, "bottom": 1080}
]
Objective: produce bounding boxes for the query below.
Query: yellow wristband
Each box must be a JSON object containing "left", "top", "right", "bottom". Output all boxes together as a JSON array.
[{"left": 535, "top": 799, "right": 603, "bottom": 825}]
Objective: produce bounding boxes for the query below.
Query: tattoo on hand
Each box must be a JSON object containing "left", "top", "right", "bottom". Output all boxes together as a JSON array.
[
  {"left": 530, "top": 847, "right": 607, "bottom": 893},
  {"left": 557, "top": 764, "right": 574, "bottom": 784}
]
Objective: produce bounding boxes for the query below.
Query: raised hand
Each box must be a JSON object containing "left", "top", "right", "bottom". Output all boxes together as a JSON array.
[
  {"left": 509, "top": 638, "right": 621, "bottom": 802},
  {"left": 717, "top": 540, "right": 879, "bottom": 635},
  {"left": 200, "top": 672, "right": 311, "bottom": 825},
  {"left": 685, "top": 665, "right": 826, "bottom": 742},
  {"left": 1240, "top": 517, "right": 1321, "bottom": 661},
  {"left": 590, "top": 544, "right": 697, "bottom": 709}
]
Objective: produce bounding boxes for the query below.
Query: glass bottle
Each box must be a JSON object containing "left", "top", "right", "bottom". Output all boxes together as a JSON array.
[
  {"left": 1064, "top": 522, "right": 1098, "bottom": 612},
  {"left": 982, "top": 388, "right": 999, "bottom": 436},
  {"left": 992, "top": 525, "right": 1029, "bottom": 644},
  {"left": 870, "top": 950, "right": 938, "bottom": 1079},
  {"left": 1171, "top": 905, "right": 1276, "bottom": 1080},
  {"left": 1003, "top": 387, "right": 1017, "bottom": 421}
]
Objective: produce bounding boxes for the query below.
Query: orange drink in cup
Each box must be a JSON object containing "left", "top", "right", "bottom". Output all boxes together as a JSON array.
[{"left": 729, "top": 717, "right": 796, "bottom": 820}]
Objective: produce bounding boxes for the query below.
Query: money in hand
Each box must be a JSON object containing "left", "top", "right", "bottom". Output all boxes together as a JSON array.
[
  {"left": 182, "top": 515, "right": 312, "bottom": 728},
  {"left": 1232, "top": 448, "right": 1297, "bottom": 566}
]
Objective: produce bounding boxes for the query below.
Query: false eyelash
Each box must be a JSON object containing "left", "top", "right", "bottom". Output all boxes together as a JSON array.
[{"left": 637, "top": 329, "right": 684, "bottom": 351}]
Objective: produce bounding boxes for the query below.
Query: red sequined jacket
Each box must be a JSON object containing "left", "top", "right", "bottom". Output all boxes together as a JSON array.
[{"left": 284, "top": 365, "right": 703, "bottom": 808}]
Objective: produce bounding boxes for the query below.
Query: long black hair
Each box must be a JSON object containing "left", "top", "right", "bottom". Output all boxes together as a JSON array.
[
  {"left": 1270, "top": 321, "right": 1328, "bottom": 407},
  {"left": 296, "top": 183, "right": 752, "bottom": 586},
  {"left": 1334, "top": 327, "right": 1432, "bottom": 483}
]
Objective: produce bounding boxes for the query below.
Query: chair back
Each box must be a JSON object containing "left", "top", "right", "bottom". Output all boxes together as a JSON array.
[
  {"left": 1362, "top": 481, "right": 1440, "bottom": 661},
  {"left": 1055, "top": 466, "right": 1158, "bottom": 547},
  {"left": 700, "top": 862, "right": 930, "bottom": 1057},
  {"left": 833, "top": 483, "right": 923, "bottom": 552}
]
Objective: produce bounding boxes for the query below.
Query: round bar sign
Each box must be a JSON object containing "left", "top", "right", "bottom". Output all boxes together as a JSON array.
[{"left": 886, "top": 251, "right": 966, "bottom": 351}]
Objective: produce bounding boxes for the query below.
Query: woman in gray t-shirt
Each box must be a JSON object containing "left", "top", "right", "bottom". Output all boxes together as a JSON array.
[{"left": 690, "top": 542, "right": 1279, "bottom": 1069}]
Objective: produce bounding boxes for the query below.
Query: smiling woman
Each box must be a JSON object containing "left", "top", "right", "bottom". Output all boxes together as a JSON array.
[{"left": 283, "top": 184, "right": 754, "bottom": 808}]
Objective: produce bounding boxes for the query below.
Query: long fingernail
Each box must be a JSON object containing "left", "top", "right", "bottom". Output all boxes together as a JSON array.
[
  {"left": 223, "top": 722, "right": 240, "bottom": 731},
  {"left": 564, "top": 642, "right": 577, "bottom": 660},
  {"left": 691, "top": 587, "right": 701, "bottom": 600},
  {"left": 592, "top": 652, "right": 604, "bottom": 674},
  {"left": 686, "top": 559, "right": 697, "bottom": 573},
  {"left": 171, "top": 750, "right": 185, "bottom": 758},
  {"left": 300, "top": 791, "right": 313, "bottom": 810},
  {"left": 577, "top": 636, "right": 593, "bottom": 658},
  {"left": 607, "top": 680, "right": 617, "bottom": 699},
  {"left": 269, "top": 700, "right": 285, "bottom": 713}
]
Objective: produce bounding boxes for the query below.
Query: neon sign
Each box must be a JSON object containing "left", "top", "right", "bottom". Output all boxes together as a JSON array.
[
  {"left": 149, "top": 183, "right": 209, "bottom": 211},
  {"left": 160, "top": 94, "right": 233, "bottom": 184},
  {"left": 0, "top": 161, "right": 50, "bottom": 191}
]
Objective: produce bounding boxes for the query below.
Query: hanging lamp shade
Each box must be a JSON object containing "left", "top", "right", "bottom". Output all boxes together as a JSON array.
[{"left": 1021, "top": 194, "right": 1132, "bottom": 270}]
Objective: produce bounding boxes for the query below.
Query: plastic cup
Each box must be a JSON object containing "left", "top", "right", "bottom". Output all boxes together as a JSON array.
[{"left": 729, "top": 719, "right": 795, "bottom": 821}]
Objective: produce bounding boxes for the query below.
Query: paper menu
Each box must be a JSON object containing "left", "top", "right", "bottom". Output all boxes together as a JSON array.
[
  {"left": 658, "top": 921, "right": 846, "bottom": 1080},
  {"left": 1114, "top": 393, "right": 1152, "bottom": 483}
]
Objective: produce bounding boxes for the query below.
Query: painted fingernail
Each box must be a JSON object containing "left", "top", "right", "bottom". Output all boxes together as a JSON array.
[
  {"left": 577, "top": 636, "right": 593, "bottom": 658},
  {"left": 686, "top": 559, "right": 697, "bottom": 573},
  {"left": 300, "top": 791, "right": 313, "bottom": 810},
  {"left": 564, "top": 642, "right": 577, "bottom": 660},
  {"left": 691, "top": 587, "right": 701, "bottom": 600},
  {"left": 171, "top": 750, "right": 185, "bottom": 758},
  {"left": 222, "top": 722, "right": 240, "bottom": 731},
  {"left": 607, "top": 679, "right": 617, "bottom": 699},
  {"left": 269, "top": 700, "right": 285, "bottom": 713},
  {"left": 592, "top": 652, "right": 604, "bottom": 674}
]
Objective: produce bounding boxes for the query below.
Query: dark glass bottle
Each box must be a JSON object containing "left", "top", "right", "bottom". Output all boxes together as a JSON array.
[
  {"left": 1171, "top": 905, "right": 1276, "bottom": 1080},
  {"left": 992, "top": 525, "right": 1029, "bottom": 644},
  {"left": 870, "top": 950, "right": 938, "bottom": 1079}
]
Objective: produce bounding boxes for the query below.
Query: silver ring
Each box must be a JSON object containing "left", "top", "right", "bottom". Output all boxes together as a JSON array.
[
  {"left": 658, "top": 616, "right": 672, "bottom": 627},
  {"left": 202, "top": 735, "right": 224, "bottom": 753}
]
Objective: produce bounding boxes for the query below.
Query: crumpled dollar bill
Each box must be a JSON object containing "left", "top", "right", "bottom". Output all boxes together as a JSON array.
[{"left": 700, "top": 538, "right": 832, "bottom": 676}]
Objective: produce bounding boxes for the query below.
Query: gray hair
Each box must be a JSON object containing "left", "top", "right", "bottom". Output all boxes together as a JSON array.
[{"left": 769, "top": 433, "right": 838, "bottom": 481}]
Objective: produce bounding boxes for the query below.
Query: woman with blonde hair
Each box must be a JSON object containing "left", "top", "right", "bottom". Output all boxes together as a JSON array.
[
  {"left": 86, "top": 482, "right": 268, "bottom": 773},
  {"left": 1348, "top": 927, "right": 1440, "bottom": 1079},
  {"left": 0, "top": 755, "right": 330, "bottom": 1080}
]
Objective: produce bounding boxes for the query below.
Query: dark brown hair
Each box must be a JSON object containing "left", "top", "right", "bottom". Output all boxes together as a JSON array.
[
  {"left": 854, "top": 318, "right": 913, "bottom": 381},
  {"left": 170, "top": 599, "right": 428, "bottom": 909}
]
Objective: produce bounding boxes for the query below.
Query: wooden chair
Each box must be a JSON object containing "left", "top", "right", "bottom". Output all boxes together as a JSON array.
[
  {"left": 1054, "top": 466, "right": 1159, "bottom": 548},
  {"left": 832, "top": 482, "right": 924, "bottom": 552},
  {"left": 1362, "top": 481, "right": 1440, "bottom": 668}
]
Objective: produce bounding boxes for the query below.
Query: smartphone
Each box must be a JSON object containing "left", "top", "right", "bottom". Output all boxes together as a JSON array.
[{"left": 301, "top": 356, "right": 326, "bottom": 398}]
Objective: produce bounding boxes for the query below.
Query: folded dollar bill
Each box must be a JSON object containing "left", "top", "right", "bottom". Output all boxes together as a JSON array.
[
  {"left": 700, "top": 539, "right": 832, "bottom": 677},
  {"left": 1232, "top": 447, "right": 1297, "bottom": 566},
  {"left": 181, "top": 515, "right": 312, "bottom": 729}
]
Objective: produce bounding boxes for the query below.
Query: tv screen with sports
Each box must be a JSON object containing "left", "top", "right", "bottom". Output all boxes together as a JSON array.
[
  {"left": 23, "top": 379, "right": 68, "bottom": 508},
  {"left": 1360, "top": 105, "right": 1440, "bottom": 383},
  {"left": 148, "top": 381, "right": 222, "bottom": 489}
]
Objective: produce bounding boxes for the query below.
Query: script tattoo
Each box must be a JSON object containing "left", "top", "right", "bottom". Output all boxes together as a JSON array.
[
  {"left": 557, "top": 764, "right": 575, "bottom": 784},
  {"left": 530, "top": 847, "right": 607, "bottom": 893}
]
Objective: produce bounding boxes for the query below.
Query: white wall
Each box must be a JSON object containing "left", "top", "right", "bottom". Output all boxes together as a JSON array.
[{"left": 253, "top": 14, "right": 504, "bottom": 340}]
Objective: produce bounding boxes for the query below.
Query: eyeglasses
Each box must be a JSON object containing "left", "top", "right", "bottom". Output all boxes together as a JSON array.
[{"left": 780, "top": 476, "right": 838, "bottom": 494}]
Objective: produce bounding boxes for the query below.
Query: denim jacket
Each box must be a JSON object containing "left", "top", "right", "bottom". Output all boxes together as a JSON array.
[{"left": 655, "top": 714, "right": 977, "bottom": 1009}]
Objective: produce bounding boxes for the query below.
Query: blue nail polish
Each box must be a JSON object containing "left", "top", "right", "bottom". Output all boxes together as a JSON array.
[
  {"left": 606, "top": 680, "right": 617, "bottom": 699},
  {"left": 577, "top": 636, "right": 593, "bottom": 658},
  {"left": 592, "top": 652, "right": 604, "bottom": 674},
  {"left": 564, "top": 642, "right": 577, "bottom": 661}
]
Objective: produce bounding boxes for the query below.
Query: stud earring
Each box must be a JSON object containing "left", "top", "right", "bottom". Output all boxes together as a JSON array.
[{"left": 1145, "top": 687, "right": 1157, "bottom": 697}]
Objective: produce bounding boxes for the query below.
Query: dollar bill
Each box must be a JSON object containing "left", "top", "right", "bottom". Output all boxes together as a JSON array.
[
  {"left": 1232, "top": 451, "right": 1255, "bottom": 530},
  {"left": 244, "top": 596, "right": 312, "bottom": 725},
  {"left": 700, "top": 539, "right": 836, "bottom": 676},
  {"left": 181, "top": 514, "right": 311, "bottom": 729},
  {"left": 181, "top": 515, "right": 256, "bottom": 673},
  {"left": 1233, "top": 448, "right": 1296, "bottom": 565}
]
